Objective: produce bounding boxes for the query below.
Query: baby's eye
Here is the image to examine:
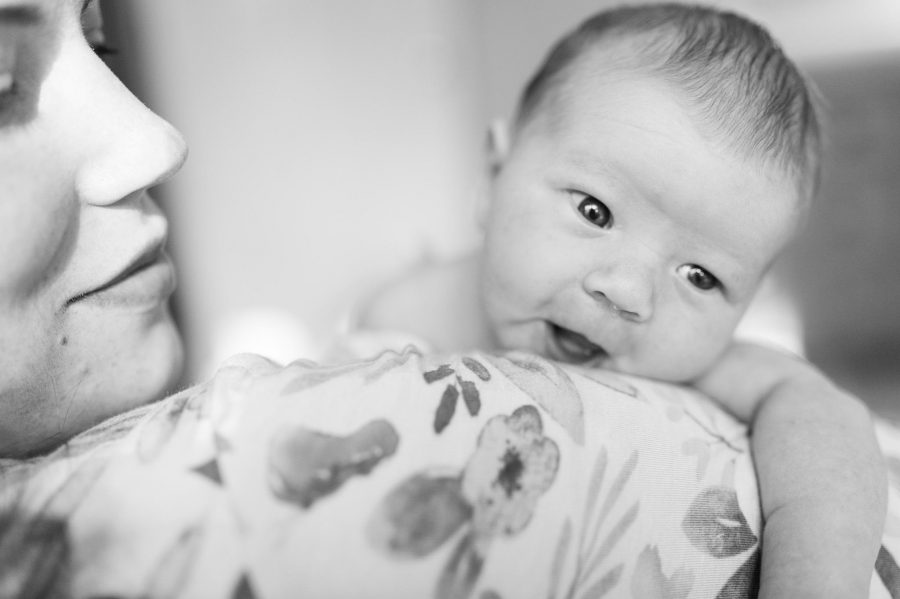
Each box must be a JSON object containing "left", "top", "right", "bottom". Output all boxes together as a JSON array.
[
  {"left": 678, "top": 264, "right": 720, "bottom": 291},
  {"left": 576, "top": 194, "right": 613, "bottom": 229}
]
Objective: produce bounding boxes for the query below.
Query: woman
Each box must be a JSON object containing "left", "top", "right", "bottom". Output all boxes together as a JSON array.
[{"left": 0, "top": 0, "right": 186, "bottom": 458}]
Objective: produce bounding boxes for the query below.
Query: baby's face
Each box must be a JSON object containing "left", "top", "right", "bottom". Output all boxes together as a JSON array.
[{"left": 479, "top": 66, "right": 802, "bottom": 382}]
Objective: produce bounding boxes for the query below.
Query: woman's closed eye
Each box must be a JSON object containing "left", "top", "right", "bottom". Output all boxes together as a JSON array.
[
  {"left": 0, "top": 39, "right": 21, "bottom": 118},
  {"left": 677, "top": 264, "right": 721, "bottom": 292},
  {"left": 0, "top": 4, "right": 54, "bottom": 125},
  {"left": 574, "top": 193, "right": 613, "bottom": 229},
  {"left": 0, "top": 14, "right": 24, "bottom": 108},
  {"left": 81, "top": 0, "right": 117, "bottom": 58},
  {"left": 0, "top": 65, "right": 12, "bottom": 97}
]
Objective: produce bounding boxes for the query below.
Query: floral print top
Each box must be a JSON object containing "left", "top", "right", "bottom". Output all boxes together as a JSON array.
[{"left": 3, "top": 344, "right": 900, "bottom": 598}]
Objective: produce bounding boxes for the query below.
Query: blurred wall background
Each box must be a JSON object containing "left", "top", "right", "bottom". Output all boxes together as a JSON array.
[{"left": 103, "top": 1, "right": 900, "bottom": 414}]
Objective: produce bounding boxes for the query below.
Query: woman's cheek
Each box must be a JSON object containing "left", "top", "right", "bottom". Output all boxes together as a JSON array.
[{"left": 0, "top": 187, "right": 74, "bottom": 300}]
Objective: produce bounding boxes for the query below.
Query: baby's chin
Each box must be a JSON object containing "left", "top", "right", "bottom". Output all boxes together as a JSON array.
[
  {"left": 612, "top": 351, "right": 724, "bottom": 385},
  {"left": 490, "top": 318, "right": 725, "bottom": 383},
  {"left": 540, "top": 322, "right": 725, "bottom": 384}
]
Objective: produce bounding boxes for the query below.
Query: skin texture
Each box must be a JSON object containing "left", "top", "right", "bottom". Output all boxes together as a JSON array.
[{"left": 0, "top": 0, "right": 187, "bottom": 458}]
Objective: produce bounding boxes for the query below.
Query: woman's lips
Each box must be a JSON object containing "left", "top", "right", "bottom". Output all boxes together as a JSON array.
[
  {"left": 68, "top": 251, "right": 176, "bottom": 310},
  {"left": 546, "top": 323, "right": 609, "bottom": 365}
]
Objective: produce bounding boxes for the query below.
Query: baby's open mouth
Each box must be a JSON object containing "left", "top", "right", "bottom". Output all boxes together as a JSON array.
[{"left": 546, "top": 323, "right": 608, "bottom": 365}]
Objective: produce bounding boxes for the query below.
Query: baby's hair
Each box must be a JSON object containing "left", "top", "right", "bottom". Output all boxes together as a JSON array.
[{"left": 515, "top": 3, "right": 823, "bottom": 204}]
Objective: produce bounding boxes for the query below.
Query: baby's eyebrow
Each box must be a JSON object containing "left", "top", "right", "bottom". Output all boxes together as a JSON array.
[{"left": 0, "top": 4, "right": 44, "bottom": 26}]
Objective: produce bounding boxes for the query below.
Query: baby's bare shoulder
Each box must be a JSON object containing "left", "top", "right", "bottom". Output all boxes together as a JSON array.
[
  {"left": 359, "top": 254, "right": 483, "bottom": 350},
  {"left": 359, "top": 266, "right": 442, "bottom": 331}
]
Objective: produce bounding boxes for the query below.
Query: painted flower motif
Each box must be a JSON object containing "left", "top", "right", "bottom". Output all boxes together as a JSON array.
[
  {"left": 462, "top": 405, "right": 560, "bottom": 537},
  {"left": 485, "top": 353, "right": 586, "bottom": 445},
  {"left": 630, "top": 545, "right": 693, "bottom": 599},
  {"left": 682, "top": 486, "right": 756, "bottom": 559},
  {"left": 368, "top": 404, "right": 560, "bottom": 599},
  {"left": 269, "top": 419, "right": 399, "bottom": 509},
  {"left": 424, "top": 357, "right": 490, "bottom": 434},
  {"left": 368, "top": 474, "right": 473, "bottom": 558}
]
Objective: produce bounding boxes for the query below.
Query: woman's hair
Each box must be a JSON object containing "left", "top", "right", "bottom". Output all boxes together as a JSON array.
[{"left": 515, "top": 3, "right": 823, "bottom": 203}]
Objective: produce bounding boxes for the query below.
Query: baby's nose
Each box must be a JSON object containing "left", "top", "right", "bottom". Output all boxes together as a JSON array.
[
  {"left": 582, "top": 268, "right": 654, "bottom": 322},
  {"left": 588, "top": 290, "right": 642, "bottom": 321}
]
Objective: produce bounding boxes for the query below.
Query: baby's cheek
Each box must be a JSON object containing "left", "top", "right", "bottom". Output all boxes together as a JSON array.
[{"left": 641, "top": 319, "right": 735, "bottom": 382}]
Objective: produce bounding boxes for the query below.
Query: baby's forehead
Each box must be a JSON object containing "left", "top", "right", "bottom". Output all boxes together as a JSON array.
[
  {"left": 525, "top": 34, "right": 812, "bottom": 201},
  {"left": 529, "top": 56, "right": 806, "bottom": 203},
  {"left": 520, "top": 73, "right": 803, "bottom": 282}
]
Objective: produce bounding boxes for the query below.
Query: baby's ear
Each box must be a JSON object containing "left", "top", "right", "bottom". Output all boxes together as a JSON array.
[
  {"left": 475, "top": 119, "right": 511, "bottom": 231},
  {"left": 485, "top": 118, "right": 511, "bottom": 177}
]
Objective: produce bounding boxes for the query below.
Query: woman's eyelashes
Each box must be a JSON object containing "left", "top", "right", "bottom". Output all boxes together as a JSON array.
[
  {"left": 677, "top": 264, "right": 721, "bottom": 292},
  {"left": 0, "top": 41, "right": 14, "bottom": 95},
  {"left": 82, "top": 27, "right": 116, "bottom": 58},
  {"left": 80, "top": 1, "right": 116, "bottom": 58},
  {"left": 0, "top": 70, "right": 11, "bottom": 96},
  {"left": 574, "top": 193, "right": 613, "bottom": 229},
  {"left": 0, "top": 45, "right": 17, "bottom": 116},
  {"left": 88, "top": 40, "right": 117, "bottom": 57}
]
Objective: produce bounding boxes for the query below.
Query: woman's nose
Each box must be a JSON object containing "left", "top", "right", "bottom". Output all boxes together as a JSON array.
[
  {"left": 582, "top": 259, "right": 655, "bottom": 322},
  {"left": 62, "top": 44, "right": 188, "bottom": 206}
]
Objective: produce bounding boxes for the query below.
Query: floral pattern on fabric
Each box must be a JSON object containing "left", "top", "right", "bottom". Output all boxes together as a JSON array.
[
  {"left": 485, "top": 353, "right": 586, "bottom": 445},
  {"left": 368, "top": 405, "right": 559, "bottom": 599},
  {"left": 269, "top": 419, "right": 399, "bottom": 509},
  {"left": 423, "top": 357, "right": 491, "bottom": 434},
  {"left": 550, "top": 448, "right": 642, "bottom": 599},
  {"left": 1, "top": 342, "right": 899, "bottom": 598}
]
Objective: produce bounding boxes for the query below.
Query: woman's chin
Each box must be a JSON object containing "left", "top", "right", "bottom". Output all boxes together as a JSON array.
[
  {"left": 52, "top": 316, "right": 183, "bottom": 456},
  {"left": 101, "top": 319, "right": 185, "bottom": 412},
  {"left": 0, "top": 308, "right": 185, "bottom": 458}
]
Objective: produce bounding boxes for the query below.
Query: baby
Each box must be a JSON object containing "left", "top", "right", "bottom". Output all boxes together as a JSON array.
[{"left": 361, "top": 4, "right": 886, "bottom": 598}]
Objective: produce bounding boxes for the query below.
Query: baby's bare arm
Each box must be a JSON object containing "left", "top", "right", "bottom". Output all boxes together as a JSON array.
[{"left": 693, "top": 343, "right": 887, "bottom": 599}]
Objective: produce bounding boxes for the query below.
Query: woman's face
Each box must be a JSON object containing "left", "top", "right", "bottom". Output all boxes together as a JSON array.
[{"left": 0, "top": 0, "right": 187, "bottom": 457}]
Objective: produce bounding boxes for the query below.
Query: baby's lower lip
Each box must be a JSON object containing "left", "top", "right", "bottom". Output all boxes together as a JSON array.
[{"left": 546, "top": 323, "right": 609, "bottom": 365}]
